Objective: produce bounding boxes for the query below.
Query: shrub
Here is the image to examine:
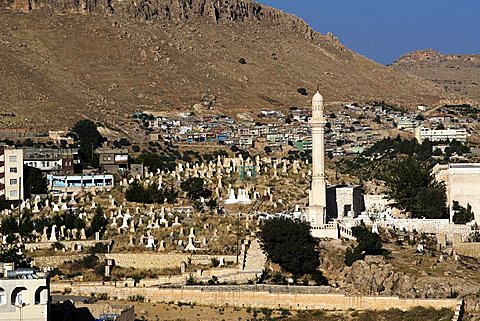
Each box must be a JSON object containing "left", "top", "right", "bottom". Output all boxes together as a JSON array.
[
  {"left": 344, "top": 224, "right": 383, "bottom": 266},
  {"left": 271, "top": 271, "right": 287, "bottom": 285},
  {"left": 239, "top": 58, "right": 247, "bottom": 64},
  {"left": 310, "top": 270, "right": 328, "bottom": 286},
  {"left": 452, "top": 201, "right": 474, "bottom": 224},
  {"left": 51, "top": 242, "right": 65, "bottom": 251},
  {"left": 297, "top": 87, "right": 308, "bottom": 96},
  {"left": 211, "top": 257, "right": 220, "bottom": 268},
  {"left": 127, "top": 295, "right": 145, "bottom": 302}
]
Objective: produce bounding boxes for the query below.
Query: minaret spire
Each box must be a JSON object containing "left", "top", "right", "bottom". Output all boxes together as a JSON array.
[{"left": 308, "top": 88, "right": 327, "bottom": 226}]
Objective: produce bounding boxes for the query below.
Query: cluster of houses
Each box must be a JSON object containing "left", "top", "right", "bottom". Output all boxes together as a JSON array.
[
  {"left": 0, "top": 144, "right": 134, "bottom": 201},
  {"left": 136, "top": 101, "right": 475, "bottom": 158},
  {"left": 135, "top": 106, "right": 382, "bottom": 157}
]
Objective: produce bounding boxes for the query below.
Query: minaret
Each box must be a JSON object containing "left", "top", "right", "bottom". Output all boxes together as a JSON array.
[{"left": 307, "top": 89, "right": 327, "bottom": 226}]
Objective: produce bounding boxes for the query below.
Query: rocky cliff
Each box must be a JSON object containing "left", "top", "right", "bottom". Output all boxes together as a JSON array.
[
  {"left": 320, "top": 243, "right": 480, "bottom": 299},
  {"left": 1, "top": 0, "right": 323, "bottom": 41},
  {"left": 392, "top": 49, "right": 480, "bottom": 102},
  {"left": 0, "top": 1, "right": 458, "bottom": 130}
]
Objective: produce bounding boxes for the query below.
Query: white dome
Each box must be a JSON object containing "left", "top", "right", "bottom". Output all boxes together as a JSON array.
[{"left": 312, "top": 90, "right": 323, "bottom": 103}]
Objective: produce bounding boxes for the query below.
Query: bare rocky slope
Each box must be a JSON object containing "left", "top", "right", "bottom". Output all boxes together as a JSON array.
[
  {"left": 392, "top": 49, "right": 480, "bottom": 103},
  {"left": 0, "top": 0, "right": 466, "bottom": 131}
]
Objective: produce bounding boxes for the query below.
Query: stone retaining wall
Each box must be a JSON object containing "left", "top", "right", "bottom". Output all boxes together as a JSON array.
[
  {"left": 31, "top": 253, "right": 237, "bottom": 270},
  {"left": 25, "top": 240, "right": 112, "bottom": 251},
  {"left": 453, "top": 242, "right": 480, "bottom": 259},
  {"left": 33, "top": 254, "right": 89, "bottom": 268},
  {"left": 105, "top": 253, "right": 237, "bottom": 270},
  {"left": 378, "top": 219, "right": 472, "bottom": 241},
  {"left": 51, "top": 284, "right": 458, "bottom": 312}
]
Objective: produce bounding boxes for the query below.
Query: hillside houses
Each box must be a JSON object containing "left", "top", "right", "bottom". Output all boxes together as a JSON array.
[{"left": 134, "top": 100, "right": 476, "bottom": 157}]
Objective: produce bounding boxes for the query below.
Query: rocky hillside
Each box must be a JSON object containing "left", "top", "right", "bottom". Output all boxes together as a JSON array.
[
  {"left": 392, "top": 49, "right": 480, "bottom": 103},
  {"left": 0, "top": 0, "right": 460, "bottom": 131}
]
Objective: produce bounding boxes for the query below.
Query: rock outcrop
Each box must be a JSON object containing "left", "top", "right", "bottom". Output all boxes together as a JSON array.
[
  {"left": 392, "top": 49, "right": 480, "bottom": 103},
  {"left": 323, "top": 255, "right": 480, "bottom": 299},
  {"left": 0, "top": 0, "right": 329, "bottom": 45}
]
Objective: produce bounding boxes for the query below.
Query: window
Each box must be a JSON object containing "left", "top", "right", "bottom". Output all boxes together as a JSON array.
[
  {"left": 8, "top": 156, "right": 17, "bottom": 162},
  {"left": 10, "top": 190, "right": 18, "bottom": 197},
  {"left": 9, "top": 179, "right": 17, "bottom": 185},
  {"left": 9, "top": 167, "right": 17, "bottom": 173}
]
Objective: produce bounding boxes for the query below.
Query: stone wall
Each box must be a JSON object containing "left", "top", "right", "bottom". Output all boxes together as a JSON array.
[
  {"left": 25, "top": 240, "right": 112, "bottom": 251},
  {"left": 378, "top": 219, "right": 472, "bottom": 241},
  {"left": 434, "top": 163, "right": 480, "bottom": 223},
  {"left": 33, "top": 254, "right": 88, "bottom": 268},
  {"left": 105, "top": 253, "right": 237, "bottom": 270},
  {"left": 50, "top": 283, "right": 458, "bottom": 312},
  {"left": 452, "top": 234, "right": 480, "bottom": 259},
  {"left": 32, "top": 252, "right": 237, "bottom": 270}
]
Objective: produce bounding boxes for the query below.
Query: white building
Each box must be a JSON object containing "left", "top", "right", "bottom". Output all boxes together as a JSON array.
[
  {"left": 47, "top": 173, "right": 114, "bottom": 194},
  {"left": 433, "top": 163, "right": 480, "bottom": 223},
  {"left": 415, "top": 126, "right": 467, "bottom": 143},
  {"left": 0, "top": 147, "right": 24, "bottom": 201},
  {"left": 0, "top": 266, "right": 50, "bottom": 321}
]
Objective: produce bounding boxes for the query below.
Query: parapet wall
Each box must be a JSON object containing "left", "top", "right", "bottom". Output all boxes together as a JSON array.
[{"left": 51, "top": 284, "right": 458, "bottom": 312}]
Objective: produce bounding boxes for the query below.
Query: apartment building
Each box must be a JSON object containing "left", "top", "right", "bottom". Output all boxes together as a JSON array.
[
  {"left": 0, "top": 146, "right": 24, "bottom": 201},
  {"left": 415, "top": 126, "right": 468, "bottom": 143}
]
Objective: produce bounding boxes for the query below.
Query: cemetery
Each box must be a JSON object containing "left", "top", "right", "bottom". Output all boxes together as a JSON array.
[{"left": 1, "top": 91, "right": 479, "bottom": 320}]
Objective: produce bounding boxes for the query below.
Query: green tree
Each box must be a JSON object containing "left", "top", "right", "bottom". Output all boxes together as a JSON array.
[
  {"left": 89, "top": 206, "right": 108, "bottom": 236},
  {"left": 0, "top": 246, "right": 32, "bottom": 268},
  {"left": 23, "top": 166, "right": 47, "bottom": 198},
  {"left": 72, "top": 119, "right": 103, "bottom": 164},
  {"left": 452, "top": 201, "right": 475, "bottom": 224},
  {"left": 125, "top": 180, "right": 177, "bottom": 204},
  {"left": 180, "top": 177, "right": 212, "bottom": 200},
  {"left": 345, "top": 224, "right": 382, "bottom": 266},
  {"left": 134, "top": 152, "right": 176, "bottom": 172},
  {"left": 125, "top": 179, "right": 148, "bottom": 203},
  {"left": 259, "top": 217, "right": 319, "bottom": 276},
  {"left": 385, "top": 157, "right": 447, "bottom": 219}
]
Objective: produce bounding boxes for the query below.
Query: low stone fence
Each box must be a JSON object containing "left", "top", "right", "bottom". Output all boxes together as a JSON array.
[{"left": 51, "top": 283, "right": 459, "bottom": 312}]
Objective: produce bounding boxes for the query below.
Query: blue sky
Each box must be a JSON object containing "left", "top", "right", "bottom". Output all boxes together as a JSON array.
[{"left": 257, "top": 0, "right": 480, "bottom": 65}]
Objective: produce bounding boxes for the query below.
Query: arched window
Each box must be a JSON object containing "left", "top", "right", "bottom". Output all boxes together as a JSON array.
[
  {"left": 0, "top": 287, "right": 5, "bottom": 305},
  {"left": 34, "top": 286, "right": 48, "bottom": 305},
  {"left": 11, "top": 287, "right": 27, "bottom": 305}
]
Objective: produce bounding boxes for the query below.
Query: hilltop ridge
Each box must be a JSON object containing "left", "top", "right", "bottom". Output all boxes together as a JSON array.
[
  {"left": 392, "top": 49, "right": 480, "bottom": 102},
  {"left": 0, "top": 0, "right": 465, "bottom": 131}
]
